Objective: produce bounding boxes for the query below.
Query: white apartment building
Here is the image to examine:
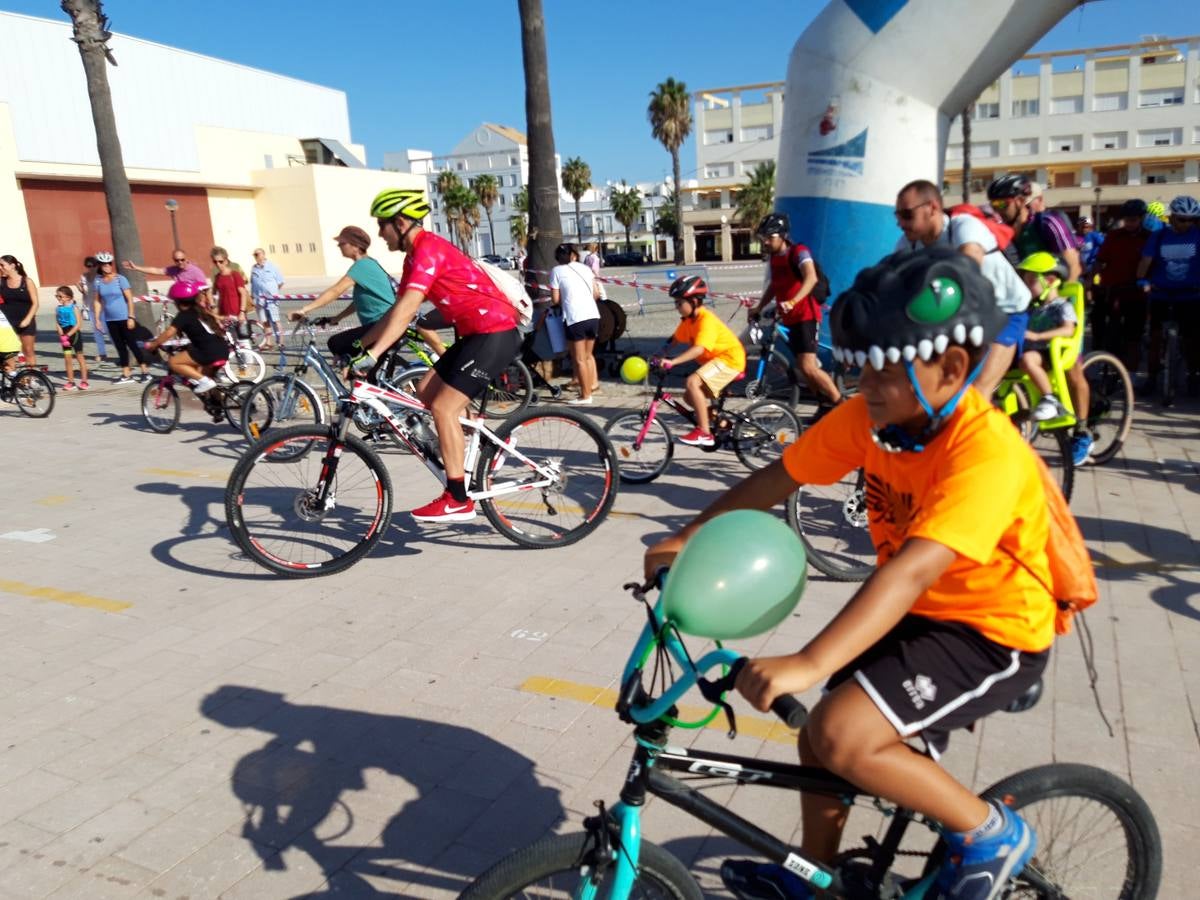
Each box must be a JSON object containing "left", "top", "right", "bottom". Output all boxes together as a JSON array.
[
  {"left": 945, "top": 36, "right": 1200, "bottom": 224},
  {"left": 685, "top": 81, "right": 785, "bottom": 263}
]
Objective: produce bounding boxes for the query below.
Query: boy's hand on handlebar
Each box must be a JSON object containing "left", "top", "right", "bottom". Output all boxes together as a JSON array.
[
  {"left": 644, "top": 534, "right": 686, "bottom": 581},
  {"left": 288, "top": 310, "right": 307, "bottom": 322},
  {"left": 734, "top": 654, "right": 817, "bottom": 713}
]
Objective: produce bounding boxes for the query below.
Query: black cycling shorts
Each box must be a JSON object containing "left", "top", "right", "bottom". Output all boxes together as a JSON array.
[
  {"left": 565, "top": 317, "right": 600, "bottom": 341},
  {"left": 433, "top": 329, "right": 521, "bottom": 398},
  {"left": 416, "top": 308, "right": 450, "bottom": 331},
  {"left": 826, "top": 614, "right": 1048, "bottom": 759},
  {"left": 785, "top": 320, "right": 819, "bottom": 356}
]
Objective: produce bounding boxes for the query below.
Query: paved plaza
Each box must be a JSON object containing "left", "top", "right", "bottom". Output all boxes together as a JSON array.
[{"left": 1, "top": 277, "right": 1199, "bottom": 898}]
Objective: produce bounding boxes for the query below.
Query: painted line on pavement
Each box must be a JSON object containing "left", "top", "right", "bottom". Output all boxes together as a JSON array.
[
  {"left": 36, "top": 495, "right": 70, "bottom": 506},
  {"left": 519, "top": 675, "right": 798, "bottom": 745},
  {"left": 143, "top": 467, "right": 228, "bottom": 481},
  {"left": 0, "top": 579, "right": 132, "bottom": 614}
]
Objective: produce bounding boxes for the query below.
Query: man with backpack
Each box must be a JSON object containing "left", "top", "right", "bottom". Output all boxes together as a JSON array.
[
  {"left": 748, "top": 212, "right": 842, "bottom": 412},
  {"left": 892, "top": 180, "right": 1031, "bottom": 400}
]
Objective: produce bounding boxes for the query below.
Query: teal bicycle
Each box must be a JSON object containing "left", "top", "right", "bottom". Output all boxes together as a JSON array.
[{"left": 464, "top": 530, "right": 1161, "bottom": 898}]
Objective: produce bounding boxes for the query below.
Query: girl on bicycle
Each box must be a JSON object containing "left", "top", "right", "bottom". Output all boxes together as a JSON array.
[{"left": 142, "top": 281, "right": 228, "bottom": 405}]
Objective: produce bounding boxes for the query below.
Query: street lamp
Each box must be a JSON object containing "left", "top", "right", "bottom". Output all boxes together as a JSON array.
[{"left": 164, "top": 199, "right": 180, "bottom": 249}]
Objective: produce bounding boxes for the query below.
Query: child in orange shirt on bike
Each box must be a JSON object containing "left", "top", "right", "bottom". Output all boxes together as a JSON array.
[{"left": 647, "top": 247, "right": 1068, "bottom": 900}]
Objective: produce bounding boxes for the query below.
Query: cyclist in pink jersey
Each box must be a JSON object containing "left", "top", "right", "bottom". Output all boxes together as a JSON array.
[{"left": 355, "top": 188, "right": 521, "bottom": 524}]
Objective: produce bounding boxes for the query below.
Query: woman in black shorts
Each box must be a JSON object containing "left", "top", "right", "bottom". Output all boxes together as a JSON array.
[
  {"left": 548, "top": 243, "right": 601, "bottom": 405},
  {"left": 0, "top": 255, "right": 40, "bottom": 370}
]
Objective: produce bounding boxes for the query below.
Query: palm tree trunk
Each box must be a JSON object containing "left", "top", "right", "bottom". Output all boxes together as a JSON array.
[
  {"left": 961, "top": 105, "right": 973, "bottom": 206},
  {"left": 63, "top": 0, "right": 147, "bottom": 296},
  {"left": 671, "top": 149, "right": 684, "bottom": 263},
  {"left": 625, "top": 227, "right": 632, "bottom": 253},
  {"left": 486, "top": 209, "right": 496, "bottom": 255},
  {"left": 574, "top": 198, "right": 583, "bottom": 245},
  {"left": 518, "top": 0, "right": 563, "bottom": 291}
]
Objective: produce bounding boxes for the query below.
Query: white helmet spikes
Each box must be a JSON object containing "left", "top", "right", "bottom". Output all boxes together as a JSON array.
[
  {"left": 917, "top": 339, "right": 933, "bottom": 361},
  {"left": 902, "top": 345, "right": 917, "bottom": 362},
  {"left": 952, "top": 323, "right": 967, "bottom": 344},
  {"left": 933, "top": 334, "right": 949, "bottom": 355},
  {"left": 969, "top": 325, "right": 985, "bottom": 347},
  {"left": 854, "top": 350, "right": 867, "bottom": 368},
  {"left": 868, "top": 346, "right": 885, "bottom": 370},
  {"left": 885, "top": 347, "right": 901, "bottom": 364}
]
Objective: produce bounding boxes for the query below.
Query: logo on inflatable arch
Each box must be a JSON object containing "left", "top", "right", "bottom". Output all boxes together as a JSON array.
[{"left": 807, "top": 128, "right": 868, "bottom": 178}]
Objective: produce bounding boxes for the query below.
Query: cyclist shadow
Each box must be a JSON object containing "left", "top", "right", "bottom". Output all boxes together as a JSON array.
[
  {"left": 1075, "top": 514, "right": 1200, "bottom": 622},
  {"left": 202, "top": 685, "right": 564, "bottom": 897},
  {"left": 87, "top": 409, "right": 162, "bottom": 431}
]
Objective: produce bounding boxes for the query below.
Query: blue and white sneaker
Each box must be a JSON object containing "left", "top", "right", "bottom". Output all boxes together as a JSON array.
[
  {"left": 1070, "top": 432, "right": 1094, "bottom": 466},
  {"left": 931, "top": 803, "right": 1036, "bottom": 900},
  {"left": 720, "top": 860, "right": 812, "bottom": 900}
]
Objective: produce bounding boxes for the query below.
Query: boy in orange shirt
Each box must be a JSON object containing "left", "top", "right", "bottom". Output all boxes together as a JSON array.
[
  {"left": 647, "top": 247, "right": 1058, "bottom": 900},
  {"left": 659, "top": 275, "right": 746, "bottom": 446}
]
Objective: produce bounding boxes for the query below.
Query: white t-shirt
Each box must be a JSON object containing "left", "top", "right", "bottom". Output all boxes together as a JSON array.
[
  {"left": 895, "top": 213, "right": 1030, "bottom": 314},
  {"left": 549, "top": 261, "right": 600, "bottom": 326}
]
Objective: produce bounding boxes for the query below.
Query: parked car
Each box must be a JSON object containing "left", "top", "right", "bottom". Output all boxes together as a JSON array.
[
  {"left": 481, "top": 254, "right": 515, "bottom": 270},
  {"left": 603, "top": 250, "right": 649, "bottom": 267}
]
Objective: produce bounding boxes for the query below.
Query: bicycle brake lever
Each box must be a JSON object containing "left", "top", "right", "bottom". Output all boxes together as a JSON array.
[{"left": 698, "top": 658, "right": 744, "bottom": 739}]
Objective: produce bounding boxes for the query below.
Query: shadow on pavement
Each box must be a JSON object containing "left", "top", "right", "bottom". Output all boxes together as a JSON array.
[{"left": 202, "top": 685, "right": 563, "bottom": 898}]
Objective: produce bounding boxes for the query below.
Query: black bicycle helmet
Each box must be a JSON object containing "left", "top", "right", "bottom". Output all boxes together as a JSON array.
[
  {"left": 830, "top": 246, "right": 1006, "bottom": 372},
  {"left": 1119, "top": 198, "right": 1148, "bottom": 218},
  {"left": 669, "top": 275, "right": 708, "bottom": 305},
  {"left": 756, "top": 212, "right": 790, "bottom": 238},
  {"left": 986, "top": 174, "right": 1032, "bottom": 201}
]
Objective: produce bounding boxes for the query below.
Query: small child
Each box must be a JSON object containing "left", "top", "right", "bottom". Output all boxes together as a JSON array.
[
  {"left": 54, "top": 286, "right": 90, "bottom": 391},
  {"left": 1017, "top": 258, "right": 1077, "bottom": 422},
  {"left": 660, "top": 275, "right": 746, "bottom": 446}
]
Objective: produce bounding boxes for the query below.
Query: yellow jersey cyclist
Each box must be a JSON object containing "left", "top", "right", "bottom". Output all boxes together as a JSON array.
[
  {"left": 352, "top": 188, "right": 522, "bottom": 523},
  {"left": 647, "top": 247, "right": 1061, "bottom": 900}
]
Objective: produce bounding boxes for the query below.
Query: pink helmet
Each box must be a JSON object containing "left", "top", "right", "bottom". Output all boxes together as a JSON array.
[{"left": 167, "top": 280, "right": 206, "bottom": 301}]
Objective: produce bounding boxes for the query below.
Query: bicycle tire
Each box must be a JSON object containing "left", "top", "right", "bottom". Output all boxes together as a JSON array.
[
  {"left": 733, "top": 400, "right": 800, "bottom": 471},
  {"left": 744, "top": 349, "right": 794, "bottom": 401},
  {"left": 224, "top": 347, "right": 266, "bottom": 384},
  {"left": 462, "top": 831, "right": 702, "bottom": 900},
  {"left": 241, "top": 376, "right": 324, "bottom": 442},
  {"left": 922, "top": 763, "right": 1161, "bottom": 900},
  {"left": 140, "top": 381, "right": 180, "bottom": 433},
  {"left": 12, "top": 369, "right": 55, "bottom": 418},
  {"left": 1080, "top": 351, "right": 1133, "bottom": 465},
  {"left": 605, "top": 411, "right": 674, "bottom": 484},
  {"left": 1159, "top": 325, "right": 1179, "bottom": 408},
  {"left": 786, "top": 470, "right": 875, "bottom": 582},
  {"left": 476, "top": 408, "right": 619, "bottom": 549},
  {"left": 222, "top": 381, "right": 257, "bottom": 430},
  {"left": 225, "top": 425, "right": 393, "bottom": 577},
  {"left": 473, "top": 357, "right": 534, "bottom": 419},
  {"left": 1032, "top": 428, "right": 1074, "bottom": 503}
]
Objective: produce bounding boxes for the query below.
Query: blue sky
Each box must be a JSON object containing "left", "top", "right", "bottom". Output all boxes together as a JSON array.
[{"left": 5, "top": 1, "right": 1199, "bottom": 184}]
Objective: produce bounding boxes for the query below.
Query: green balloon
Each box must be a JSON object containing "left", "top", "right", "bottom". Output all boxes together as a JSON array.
[{"left": 662, "top": 510, "right": 807, "bottom": 640}]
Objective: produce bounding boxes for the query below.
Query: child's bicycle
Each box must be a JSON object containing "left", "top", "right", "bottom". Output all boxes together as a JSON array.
[
  {"left": 139, "top": 341, "right": 255, "bottom": 434},
  {"left": 463, "top": 572, "right": 1162, "bottom": 900},
  {"left": 0, "top": 356, "right": 55, "bottom": 418},
  {"left": 604, "top": 360, "right": 800, "bottom": 483},
  {"left": 224, "top": 368, "right": 621, "bottom": 575},
  {"left": 150, "top": 294, "right": 266, "bottom": 384}
]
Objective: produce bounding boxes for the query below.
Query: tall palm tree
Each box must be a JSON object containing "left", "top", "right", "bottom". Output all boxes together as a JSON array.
[
  {"left": 513, "top": 185, "right": 529, "bottom": 216},
  {"left": 648, "top": 77, "right": 692, "bottom": 263},
  {"left": 610, "top": 182, "right": 643, "bottom": 254},
  {"left": 518, "top": 0, "right": 564, "bottom": 289},
  {"left": 561, "top": 156, "right": 592, "bottom": 245},
  {"left": 471, "top": 174, "right": 500, "bottom": 255},
  {"left": 442, "top": 182, "right": 479, "bottom": 253},
  {"left": 61, "top": 0, "right": 147, "bottom": 295},
  {"left": 434, "top": 170, "right": 463, "bottom": 249},
  {"left": 735, "top": 160, "right": 775, "bottom": 233},
  {"left": 961, "top": 104, "right": 973, "bottom": 205},
  {"left": 510, "top": 213, "right": 528, "bottom": 252}
]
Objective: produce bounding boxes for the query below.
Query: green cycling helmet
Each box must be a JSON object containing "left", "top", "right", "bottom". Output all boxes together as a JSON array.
[
  {"left": 1146, "top": 200, "right": 1167, "bottom": 222},
  {"left": 370, "top": 188, "right": 431, "bottom": 222},
  {"left": 1017, "top": 251, "right": 1069, "bottom": 282}
]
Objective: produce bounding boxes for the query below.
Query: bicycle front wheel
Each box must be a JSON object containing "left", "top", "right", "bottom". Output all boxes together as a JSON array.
[
  {"left": 476, "top": 408, "right": 619, "bottom": 548},
  {"left": 222, "top": 381, "right": 257, "bottom": 430},
  {"left": 462, "top": 831, "right": 702, "bottom": 900},
  {"left": 141, "top": 380, "right": 180, "bottom": 433},
  {"left": 1032, "top": 428, "right": 1075, "bottom": 503},
  {"left": 923, "top": 763, "right": 1161, "bottom": 899},
  {"left": 474, "top": 357, "right": 534, "bottom": 419},
  {"left": 224, "top": 347, "right": 266, "bottom": 384},
  {"left": 225, "top": 426, "right": 393, "bottom": 577},
  {"left": 242, "top": 376, "right": 324, "bottom": 442},
  {"left": 1081, "top": 351, "right": 1133, "bottom": 465},
  {"left": 12, "top": 369, "right": 56, "bottom": 418},
  {"left": 733, "top": 400, "right": 800, "bottom": 470},
  {"left": 786, "top": 469, "right": 875, "bottom": 581},
  {"left": 605, "top": 411, "right": 673, "bottom": 483},
  {"left": 743, "top": 349, "right": 794, "bottom": 401}
]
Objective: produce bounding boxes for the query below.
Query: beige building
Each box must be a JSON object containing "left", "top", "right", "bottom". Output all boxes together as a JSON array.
[
  {"left": 945, "top": 36, "right": 1200, "bottom": 223},
  {"left": 0, "top": 11, "right": 422, "bottom": 287},
  {"left": 683, "top": 81, "right": 785, "bottom": 263}
]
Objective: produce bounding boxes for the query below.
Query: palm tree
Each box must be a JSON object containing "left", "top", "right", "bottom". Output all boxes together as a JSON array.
[
  {"left": 435, "top": 170, "right": 464, "bottom": 249},
  {"left": 961, "top": 104, "right": 973, "bottom": 205},
  {"left": 562, "top": 156, "right": 592, "bottom": 245},
  {"left": 654, "top": 188, "right": 679, "bottom": 242},
  {"left": 610, "top": 182, "right": 643, "bottom": 254},
  {"left": 471, "top": 174, "right": 500, "bottom": 255},
  {"left": 61, "top": 0, "right": 147, "bottom": 295},
  {"left": 513, "top": 185, "right": 529, "bottom": 216},
  {"left": 509, "top": 213, "right": 528, "bottom": 253},
  {"left": 735, "top": 160, "right": 775, "bottom": 235},
  {"left": 648, "top": 77, "right": 692, "bottom": 263},
  {"left": 518, "top": 0, "right": 564, "bottom": 289},
  {"left": 444, "top": 182, "right": 480, "bottom": 254}
]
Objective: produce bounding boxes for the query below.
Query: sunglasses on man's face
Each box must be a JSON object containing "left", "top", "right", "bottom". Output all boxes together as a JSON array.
[
  {"left": 893, "top": 200, "right": 931, "bottom": 222},
  {"left": 213, "top": 258, "right": 227, "bottom": 264},
  {"left": 173, "top": 258, "right": 186, "bottom": 263},
  {"left": 990, "top": 199, "right": 1013, "bottom": 211}
]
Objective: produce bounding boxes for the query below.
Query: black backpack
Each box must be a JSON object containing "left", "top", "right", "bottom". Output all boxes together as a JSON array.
[{"left": 789, "top": 244, "right": 831, "bottom": 303}]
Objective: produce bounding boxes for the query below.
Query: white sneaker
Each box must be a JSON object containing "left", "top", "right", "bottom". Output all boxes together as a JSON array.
[
  {"left": 567, "top": 396, "right": 594, "bottom": 405},
  {"left": 193, "top": 375, "right": 217, "bottom": 394},
  {"left": 114, "top": 375, "right": 133, "bottom": 384},
  {"left": 1032, "top": 397, "right": 1061, "bottom": 422}
]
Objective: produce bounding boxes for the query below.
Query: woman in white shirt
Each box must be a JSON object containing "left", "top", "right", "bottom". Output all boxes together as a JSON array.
[{"left": 549, "top": 243, "right": 601, "bottom": 405}]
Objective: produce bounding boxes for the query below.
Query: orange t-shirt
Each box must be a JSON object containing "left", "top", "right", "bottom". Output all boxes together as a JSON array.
[
  {"left": 671, "top": 307, "right": 746, "bottom": 370},
  {"left": 781, "top": 390, "right": 1055, "bottom": 652}
]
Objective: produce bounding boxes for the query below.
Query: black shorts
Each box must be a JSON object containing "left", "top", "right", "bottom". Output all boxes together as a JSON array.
[
  {"left": 13, "top": 318, "right": 36, "bottom": 338},
  {"left": 434, "top": 329, "right": 521, "bottom": 398},
  {"left": 60, "top": 331, "right": 84, "bottom": 354},
  {"left": 785, "top": 320, "right": 819, "bottom": 356},
  {"left": 565, "top": 317, "right": 600, "bottom": 341},
  {"left": 827, "top": 614, "right": 1048, "bottom": 759},
  {"left": 190, "top": 341, "right": 229, "bottom": 368}
]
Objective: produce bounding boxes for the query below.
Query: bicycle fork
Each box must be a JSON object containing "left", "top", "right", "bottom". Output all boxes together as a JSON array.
[{"left": 633, "top": 399, "right": 663, "bottom": 449}]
